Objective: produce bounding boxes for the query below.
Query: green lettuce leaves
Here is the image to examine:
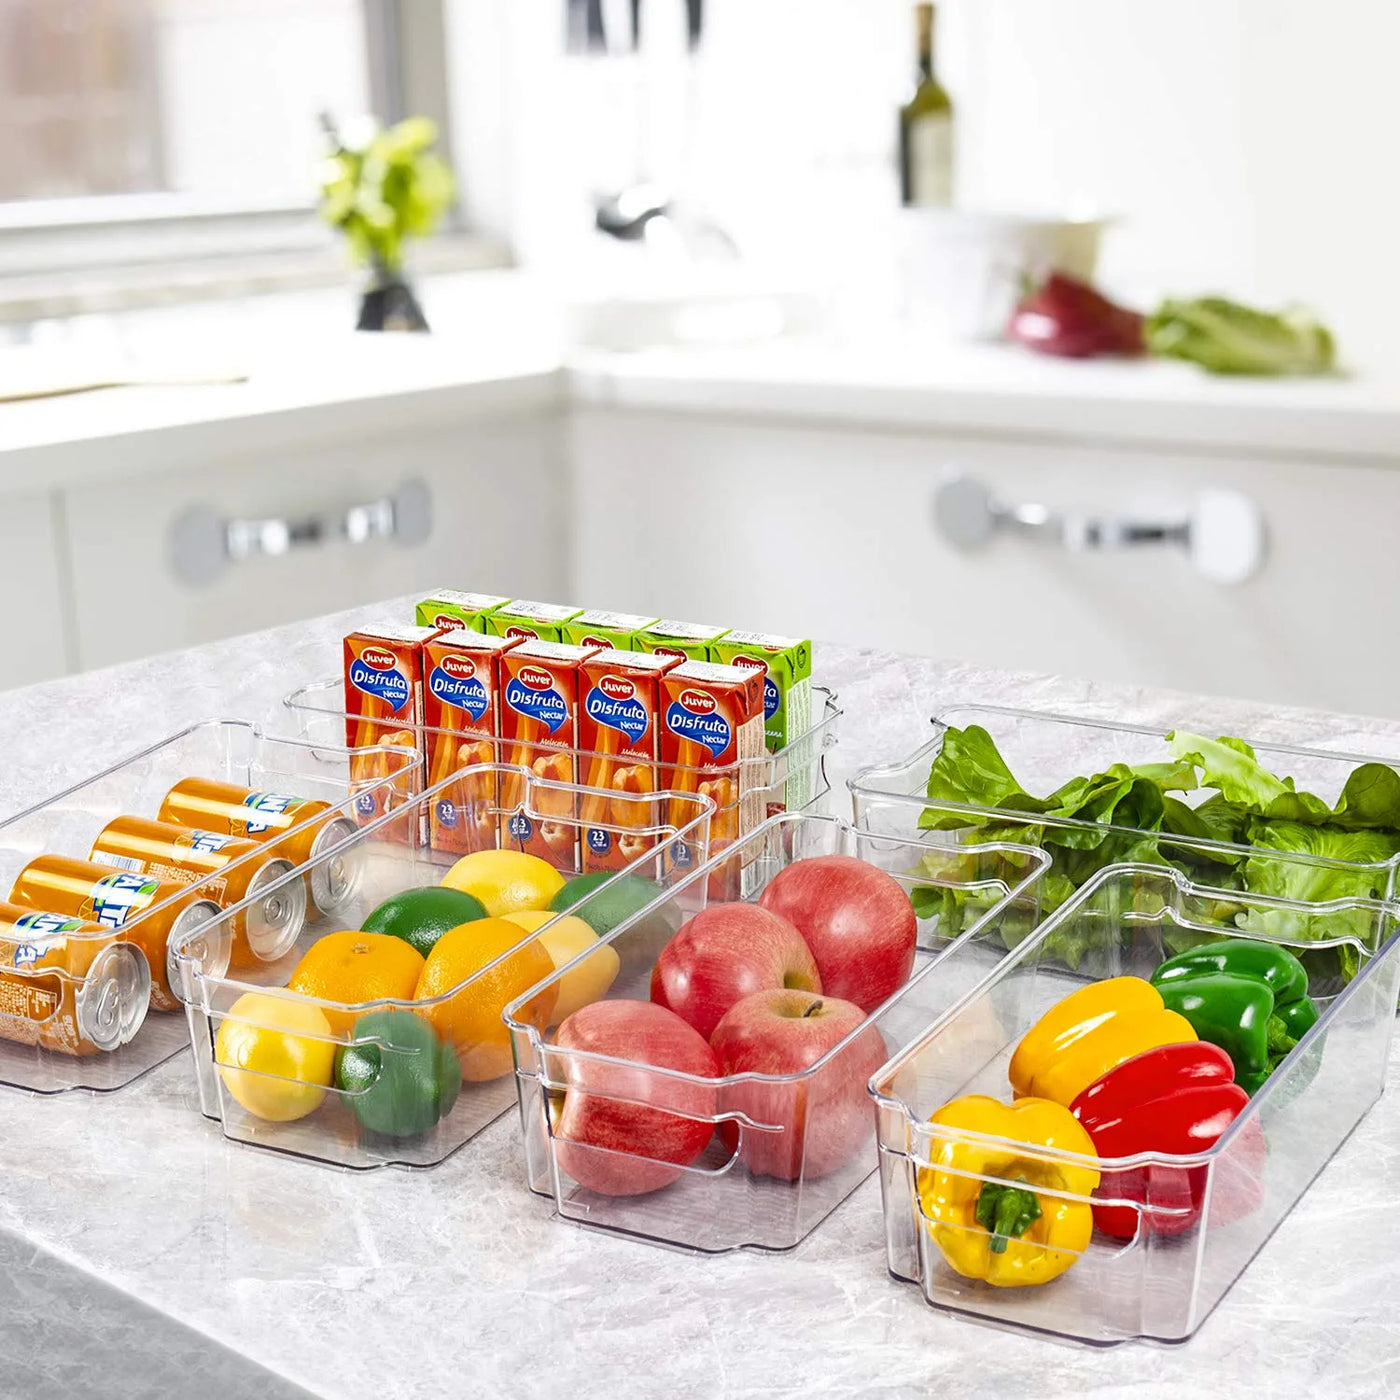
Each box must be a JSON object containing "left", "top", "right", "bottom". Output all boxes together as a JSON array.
[{"left": 922, "top": 724, "right": 1400, "bottom": 979}]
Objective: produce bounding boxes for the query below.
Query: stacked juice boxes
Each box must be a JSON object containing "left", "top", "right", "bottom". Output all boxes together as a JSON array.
[{"left": 343, "top": 596, "right": 815, "bottom": 873}]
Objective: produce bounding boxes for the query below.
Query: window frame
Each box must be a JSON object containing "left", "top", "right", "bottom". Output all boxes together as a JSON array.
[{"left": 0, "top": 0, "right": 474, "bottom": 291}]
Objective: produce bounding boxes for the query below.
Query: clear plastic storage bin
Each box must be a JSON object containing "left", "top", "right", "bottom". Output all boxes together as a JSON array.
[
  {"left": 870, "top": 863, "right": 1400, "bottom": 1344},
  {"left": 0, "top": 721, "right": 417, "bottom": 1094},
  {"left": 505, "top": 813, "right": 1050, "bottom": 1253},
  {"left": 281, "top": 678, "right": 844, "bottom": 846},
  {"left": 176, "top": 764, "right": 714, "bottom": 1170},
  {"left": 850, "top": 704, "right": 1400, "bottom": 968}
]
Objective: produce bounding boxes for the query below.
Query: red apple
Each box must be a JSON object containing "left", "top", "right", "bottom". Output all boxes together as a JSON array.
[
  {"left": 758, "top": 855, "right": 916, "bottom": 1012},
  {"left": 711, "top": 989, "right": 889, "bottom": 1180},
  {"left": 650, "top": 902, "right": 821, "bottom": 1041},
  {"left": 553, "top": 1000, "right": 719, "bottom": 1197}
]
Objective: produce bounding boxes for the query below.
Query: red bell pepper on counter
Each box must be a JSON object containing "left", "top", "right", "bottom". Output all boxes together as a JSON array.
[
  {"left": 1071, "top": 1042, "right": 1255, "bottom": 1239},
  {"left": 1007, "top": 273, "right": 1146, "bottom": 359}
]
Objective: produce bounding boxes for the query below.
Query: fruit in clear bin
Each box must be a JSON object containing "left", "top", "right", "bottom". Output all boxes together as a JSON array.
[
  {"left": 758, "top": 855, "right": 917, "bottom": 1013},
  {"left": 550, "top": 872, "right": 666, "bottom": 937},
  {"left": 415, "top": 916, "right": 557, "bottom": 1080},
  {"left": 651, "top": 902, "right": 821, "bottom": 1041},
  {"left": 552, "top": 999, "right": 720, "bottom": 1196},
  {"left": 215, "top": 992, "right": 336, "bottom": 1123},
  {"left": 287, "top": 930, "right": 427, "bottom": 1036},
  {"left": 711, "top": 989, "right": 889, "bottom": 1180},
  {"left": 335, "top": 1008, "right": 462, "bottom": 1138},
  {"left": 360, "top": 886, "right": 488, "bottom": 958},
  {"left": 440, "top": 849, "right": 565, "bottom": 917},
  {"left": 502, "top": 910, "right": 620, "bottom": 1023}
]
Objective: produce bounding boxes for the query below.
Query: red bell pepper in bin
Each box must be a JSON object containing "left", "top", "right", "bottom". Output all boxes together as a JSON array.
[{"left": 1071, "top": 1041, "right": 1254, "bottom": 1239}]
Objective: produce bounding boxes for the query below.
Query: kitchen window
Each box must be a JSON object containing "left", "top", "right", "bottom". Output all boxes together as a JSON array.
[{"left": 0, "top": 0, "right": 496, "bottom": 314}]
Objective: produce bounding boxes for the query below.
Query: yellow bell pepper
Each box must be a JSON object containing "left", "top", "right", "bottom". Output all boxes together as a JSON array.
[
  {"left": 918, "top": 1095, "right": 1100, "bottom": 1287},
  {"left": 1009, "top": 976, "right": 1197, "bottom": 1107}
]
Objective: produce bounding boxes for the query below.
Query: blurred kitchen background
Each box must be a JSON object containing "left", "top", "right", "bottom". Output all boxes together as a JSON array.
[{"left": 1, "top": 0, "right": 1395, "bottom": 714}]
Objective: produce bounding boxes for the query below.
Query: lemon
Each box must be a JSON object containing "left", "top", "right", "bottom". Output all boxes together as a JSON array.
[
  {"left": 502, "top": 910, "right": 620, "bottom": 1024},
  {"left": 440, "top": 850, "right": 565, "bottom": 917},
  {"left": 215, "top": 992, "right": 336, "bottom": 1123}
]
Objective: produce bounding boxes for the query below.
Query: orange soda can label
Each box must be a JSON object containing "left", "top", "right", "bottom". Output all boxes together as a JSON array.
[
  {"left": 423, "top": 630, "right": 521, "bottom": 856},
  {"left": 578, "top": 650, "right": 680, "bottom": 874},
  {"left": 0, "top": 903, "right": 149, "bottom": 1055},
  {"left": 498, "top": 641, "right": 599, "bottom": 869},
  {"left": 8, "top": 857, "right": 201, "bottom": 1012}
]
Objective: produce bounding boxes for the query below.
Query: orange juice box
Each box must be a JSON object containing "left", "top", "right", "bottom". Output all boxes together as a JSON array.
[
  {"left": 423, "top": 629, "right": 523, "bottom": 857},
  {"left": 414, "top": 590, "right": 511, "bottom": 633},
  {"left": 578, "top": 650, "right": 682, "bottom": 875},
  {"left": 659, "top": 660, "right": 766, "bottom": 894},
  {"left": 343, "top": 624, "right": 437, "bottom": 841},
  {"left": 637, "top": 620, "right": 731, "bottom": 664},
  {"left": 484, "top": 600, "right": 583, "bottom": 644},
  {"left": 710, "top": 631, "right": 813, "bottom": 815},
  {"left": 560, "top": 611, "right": 660, "bottom": 653},
  {"left": 498, "top": 641, "right": 600, "bottom": 869}
]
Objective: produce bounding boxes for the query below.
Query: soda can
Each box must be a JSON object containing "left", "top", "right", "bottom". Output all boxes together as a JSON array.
[
  {"left": 88, "top": 816, "right": 306, "bottom": 968},
  {"left": 157, "top": 778, "right": 362, "bottom": 918},
  {"left": 0, "top": 903, "right": 150, "bottom": 1055},
  {"left": 8, "top": 857, "right": 228, "bottom": 1012}
]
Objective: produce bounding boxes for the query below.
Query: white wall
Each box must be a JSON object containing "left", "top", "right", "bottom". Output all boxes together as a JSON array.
[{"left": 460, "top": 0, "right": 1399, "bottom": 372}]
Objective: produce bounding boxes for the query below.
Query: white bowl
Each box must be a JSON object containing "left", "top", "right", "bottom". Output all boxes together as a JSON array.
[{"left": 895, "top": 208, "right": 1109, "bottom": 342}]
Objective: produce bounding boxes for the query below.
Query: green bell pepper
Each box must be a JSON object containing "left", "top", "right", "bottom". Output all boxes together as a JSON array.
[{"left": 1150, "top": 939, "right": 1320, "bottom": 1095}]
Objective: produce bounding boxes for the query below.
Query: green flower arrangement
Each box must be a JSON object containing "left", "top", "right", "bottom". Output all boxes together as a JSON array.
[{"left": 317, "top": 115, "right": 455, "bottom": 278}]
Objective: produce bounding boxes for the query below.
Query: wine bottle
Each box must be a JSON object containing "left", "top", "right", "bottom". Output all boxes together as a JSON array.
[{"left": 898, "top": 3, "right": 954, "bottom": 206}]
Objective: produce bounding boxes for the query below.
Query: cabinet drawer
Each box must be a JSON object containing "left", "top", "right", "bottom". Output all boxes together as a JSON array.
[
  {"left": 0, "top": 491, "right": 67, "bottom": 688},
  {"left": 65, "top": 415, "right": 565, "bottom": 670},
  {"left": 570, "top": 407, "right": 1398, "bottom": 716}
]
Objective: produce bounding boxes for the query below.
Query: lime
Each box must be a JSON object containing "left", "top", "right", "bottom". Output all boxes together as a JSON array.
[
  {"left": 362, "top": 886, "right": 488, "bottom": 957},
  {"left": 440, "top": 849, "right": 565, "bottom": 917},
  {"left": 335, "top": 1009, "right": 462, "bottom": 1139},
  {"left": 550, "top": 872, "right": 665, "bottom": 936}
]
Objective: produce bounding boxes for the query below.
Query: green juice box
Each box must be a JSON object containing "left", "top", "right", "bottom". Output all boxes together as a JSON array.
[
  {"left": 561, "top": 611, "right": 660, "bottom": 652},
  {"left": 414, "top": 590, "right": 511, "bottom": 633},
  {"left": 637, "top": 620, "right": 730, "bottom": 664},
  {"left": 483, "top": 600, "right": 583, "bottom": 644},
  {"left": 710, "top": 630, "right": 813, "bottom": 814}
]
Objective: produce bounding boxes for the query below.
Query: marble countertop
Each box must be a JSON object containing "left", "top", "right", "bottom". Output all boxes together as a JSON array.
[{"left": 2, "top": 603, "right": 1399, "bottom": 1399}]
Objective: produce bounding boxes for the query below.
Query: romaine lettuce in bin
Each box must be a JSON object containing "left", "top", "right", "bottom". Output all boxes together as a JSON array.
[{"left": 921, "top": 724, "right": 1400, "bottom": 981}]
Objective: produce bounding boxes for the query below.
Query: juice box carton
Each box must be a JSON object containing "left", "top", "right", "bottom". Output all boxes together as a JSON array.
[
  {"left": 577, "top": 650, "right": 682, "bottom": 875},
  {"left": 422, "top": 629, "right": 523, "bottom": 857},
  {"left": 498, "top": 640, "right": 601, "bottom": 869},
  {"left": 414, "top": 590, "right": 511, "bottom": 634},
  {"left": 710, "top": 631, "right": 814, "bottom": 814},
  {"left": 561, "top": 611, "right": 660, "bottom": 653},
  {"left": 658, "top": 660, "right": 766, "bottom": 895},
  {"left": 343, "top": 625, "right": 439, "bottom": 842},
  {"left": 637, "top": 620, "right": 731, "bottom": 664},
  {"left": 484, "top": 600, "right": 583, "bottom": 644}
]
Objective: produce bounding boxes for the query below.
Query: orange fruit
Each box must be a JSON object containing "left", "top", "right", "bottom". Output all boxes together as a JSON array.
[
  {"left": 414, "top": 917, "right": 557, "bottom": 1082},
  {"left": 287, "top": 930, "right": 426, "bottom": 1036}
]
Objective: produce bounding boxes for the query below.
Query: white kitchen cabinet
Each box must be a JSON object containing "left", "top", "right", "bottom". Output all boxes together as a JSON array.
[
  {"left": 570, "top": 406, "right": 1397, "bottom": 718},
  {"left": 0, "top": 492, "right": 69, "bottom": 688},
  {"left": 64, "top": 412, "right": 565, "bottom": 670}
]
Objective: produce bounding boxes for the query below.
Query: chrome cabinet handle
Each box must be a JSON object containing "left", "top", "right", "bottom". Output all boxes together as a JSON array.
[
  {"left": 932, "top": 473, "right": 1266, "bottom": 585},
  {"left": 169, "top": 478, "right": 431, "bottom": 586}
]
